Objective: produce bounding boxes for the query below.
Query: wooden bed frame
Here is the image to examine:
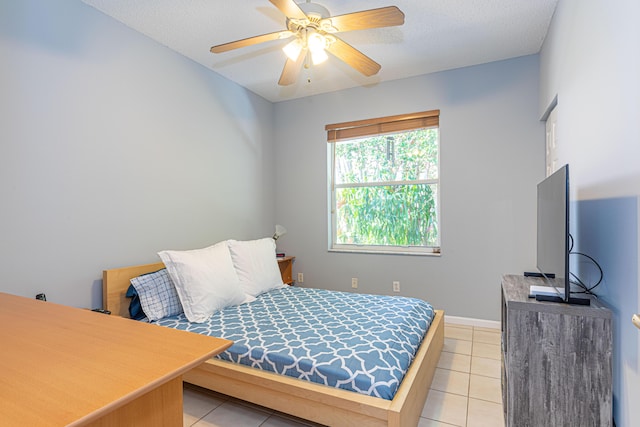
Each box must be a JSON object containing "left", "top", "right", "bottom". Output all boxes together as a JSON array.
[{"left": 103, "top": 262, "right": 444, "bottom": 427}]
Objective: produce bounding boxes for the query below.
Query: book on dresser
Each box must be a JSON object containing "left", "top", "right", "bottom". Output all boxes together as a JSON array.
[{"left": 501, "top": 274, "right": 612, "bottom": 427}]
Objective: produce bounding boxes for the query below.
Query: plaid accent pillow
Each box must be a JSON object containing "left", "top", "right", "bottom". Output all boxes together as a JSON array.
[{"left": 130, "top": 269, "right": 183, "bottom": 321}]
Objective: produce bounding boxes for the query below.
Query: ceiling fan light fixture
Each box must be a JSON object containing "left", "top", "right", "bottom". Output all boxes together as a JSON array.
[
  {"left": 307, "top": 31, "right": 328, "bottom": 64},
  {"left": 283, "top": 38, "right": 303, "bottom": 61},
  {"left": 307, "top": 31, "right": 326, "bottom": 52},
  {"left": 311, "top": 48, "right": 328, "bottom": 65}
]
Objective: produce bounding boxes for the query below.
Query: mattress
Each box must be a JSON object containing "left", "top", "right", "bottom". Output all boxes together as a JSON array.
[{"left": 154, "top": 286, "right": 434, "bottom": 400}]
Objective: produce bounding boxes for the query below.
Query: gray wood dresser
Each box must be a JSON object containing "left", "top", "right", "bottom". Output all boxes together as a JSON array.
[{"left": 501, "top": 274, "right": 612, "bottom": 427}]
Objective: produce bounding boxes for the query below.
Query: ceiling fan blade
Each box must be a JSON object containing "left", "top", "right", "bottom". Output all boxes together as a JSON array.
[
  {"left": 269, "top": 0, "right": 307, "bottom": 20},
  {"left": 211, "top": 31, "right": 292, "bottom": 54},
  {"left": 326, "top": 37, "right": 381, "bottom": 76},
  {"left": 326, "top": 6, "right": 405, "bottom": 32},
  {"left": 278, "top": 50, "right": 306, "bottom": 86}
]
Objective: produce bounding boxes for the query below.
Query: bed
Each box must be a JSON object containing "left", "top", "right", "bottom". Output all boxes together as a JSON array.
[{"left": 103, "top": 261, "right": 444, "bottom": 427}]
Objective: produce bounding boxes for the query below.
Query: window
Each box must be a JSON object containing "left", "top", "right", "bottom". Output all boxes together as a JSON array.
[{"left": 327, "top": 110, "right": 440, "bottom": 255}]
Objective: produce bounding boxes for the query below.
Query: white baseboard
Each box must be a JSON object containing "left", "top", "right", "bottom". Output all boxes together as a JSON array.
[{"left": 444, "top": 315, "right": 501, "bottom": 330}]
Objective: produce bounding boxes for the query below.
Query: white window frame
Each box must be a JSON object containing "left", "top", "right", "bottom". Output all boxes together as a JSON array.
[{"left": 326, "top": 111, "right": 441, "bottom": 256}]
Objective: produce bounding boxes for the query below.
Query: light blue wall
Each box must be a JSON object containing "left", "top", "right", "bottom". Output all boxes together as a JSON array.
[
  {"left": 0, "top": 0, "right": 277, "bottom": 309},
  {"left": 273, "top": 55, "right": 544, "bottom": 321},
  {"left": 540, "top": 0, "right": 640, "bottom": 425}
]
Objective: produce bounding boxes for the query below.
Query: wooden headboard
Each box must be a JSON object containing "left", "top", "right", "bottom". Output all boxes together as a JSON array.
[{"left": 103, "top": 262, "right": 165, "bottom": 317}]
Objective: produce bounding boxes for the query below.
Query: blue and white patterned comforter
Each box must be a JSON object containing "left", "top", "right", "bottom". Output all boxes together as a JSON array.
[{"left": 154, "top": 286, "right": 434, "bottom": 400}]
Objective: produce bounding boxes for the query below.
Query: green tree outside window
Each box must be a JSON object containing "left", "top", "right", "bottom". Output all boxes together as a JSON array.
[{"left": 332, "top": 128, "right": 439, "bottom": 252}]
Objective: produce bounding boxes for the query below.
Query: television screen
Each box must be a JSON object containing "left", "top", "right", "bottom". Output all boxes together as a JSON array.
[
  {"left": 536, "top": 164, "right": 589, "bottom": 305},
  {"left": 536, "top": 164, "right": 569, "bottom": 294}
]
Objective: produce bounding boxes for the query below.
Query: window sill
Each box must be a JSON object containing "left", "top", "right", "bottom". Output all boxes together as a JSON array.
[{"left": 328, "top": 248, "right": 441, "bottom": 257}]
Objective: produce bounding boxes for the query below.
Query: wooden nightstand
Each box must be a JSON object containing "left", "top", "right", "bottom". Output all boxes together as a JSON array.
[{"left": 277, "top": 256, "right": 295, "bottom": 285}]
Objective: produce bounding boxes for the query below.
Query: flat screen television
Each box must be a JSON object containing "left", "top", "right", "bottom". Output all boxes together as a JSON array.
[{"left": 536, "top": 164, "right": 590, "bottom": 305}]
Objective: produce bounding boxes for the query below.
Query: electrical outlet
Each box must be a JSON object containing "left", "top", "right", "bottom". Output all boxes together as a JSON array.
[
  {"left": 352, "top": 278, "right": 358, "bottom": 289},
  {"left": 297, "top": 272, "right": 304, "bottom": 283},
  {"left": 393, "top": 281, "right": 400, "bottom": 292}
]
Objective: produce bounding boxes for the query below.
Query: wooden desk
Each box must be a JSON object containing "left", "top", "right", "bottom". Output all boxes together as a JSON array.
[{"left": 0, "top": 292, "right": 232, "bottom": 426}]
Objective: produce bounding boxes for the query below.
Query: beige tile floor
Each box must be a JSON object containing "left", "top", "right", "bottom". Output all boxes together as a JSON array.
[{"left": 183, "top": 322, "right": 504, "bottom": 427}]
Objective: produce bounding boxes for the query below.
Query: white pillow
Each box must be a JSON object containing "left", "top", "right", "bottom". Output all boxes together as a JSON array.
[
  {"left": 227, "top": 238, "right": 285, "bottom": 297},
  {"left": 158, "top": 242, "right": 246, "bottom": 323}
]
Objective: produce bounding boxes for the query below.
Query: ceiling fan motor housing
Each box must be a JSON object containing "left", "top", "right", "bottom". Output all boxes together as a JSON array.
[
  {"left": 287, "top": 2, "right": 331, "bottom": 32},
  {"left": 298, "top": 2, "right": 330, "bottom": 20}
]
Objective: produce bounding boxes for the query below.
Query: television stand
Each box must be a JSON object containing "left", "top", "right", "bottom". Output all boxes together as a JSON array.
[
  {"left": 501, "top": 275, "right": 612, "bottom": 426},
  {"left": 534, "top": 294, "right": 591, "bottom": 305}
]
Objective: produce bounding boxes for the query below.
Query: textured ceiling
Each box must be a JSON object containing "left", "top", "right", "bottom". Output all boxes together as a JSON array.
[{"left": 81, "top": 0, "right": 559, "bottom": 103}]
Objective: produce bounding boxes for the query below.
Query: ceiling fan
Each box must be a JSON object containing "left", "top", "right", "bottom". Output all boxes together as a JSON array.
[{"left": 210, "top": 0, "right": 405, "bottom": 86}]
